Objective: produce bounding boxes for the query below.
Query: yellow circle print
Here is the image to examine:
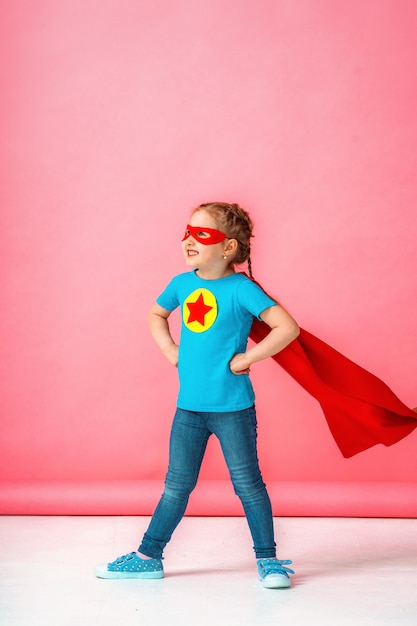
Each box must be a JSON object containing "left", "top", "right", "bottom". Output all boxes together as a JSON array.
[{"left": 183, "top": 288, "right": 217, "bottom": 333}]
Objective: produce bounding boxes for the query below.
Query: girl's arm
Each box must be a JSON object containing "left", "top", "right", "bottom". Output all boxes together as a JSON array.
[
  {"left": 229, "top": 305, "right": 299, "bottom": 375},
  {"left": 148, "top": 303, "right": 179, "bottom": 367}
]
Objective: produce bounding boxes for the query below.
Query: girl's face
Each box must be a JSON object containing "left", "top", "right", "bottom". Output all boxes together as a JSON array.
[{"left": 181, "top": 210, "right": 233, "bottom": 278}]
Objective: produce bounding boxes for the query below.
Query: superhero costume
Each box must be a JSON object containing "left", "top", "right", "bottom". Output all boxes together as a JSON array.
[{"left": 179, "top": 222, "right": 416, "bottom": 456}]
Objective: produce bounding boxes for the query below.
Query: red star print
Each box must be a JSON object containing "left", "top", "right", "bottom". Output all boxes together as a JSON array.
[{"left": 186, "top": 292, "right": 213, "bottom": 326}]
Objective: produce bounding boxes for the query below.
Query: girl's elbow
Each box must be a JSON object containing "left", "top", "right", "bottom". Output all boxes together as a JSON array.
[{"left": 290, "top": 321, "right": 300, "bottom": 342}]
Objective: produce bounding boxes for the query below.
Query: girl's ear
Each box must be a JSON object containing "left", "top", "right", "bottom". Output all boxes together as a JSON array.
[{"left": 224, "top": 238, "right": 238, "bottom": 255}]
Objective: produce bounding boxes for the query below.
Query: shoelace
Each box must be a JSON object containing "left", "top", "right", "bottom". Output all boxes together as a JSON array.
[{"left": 259, "top": 559, "right": 295, "bottom": 576}]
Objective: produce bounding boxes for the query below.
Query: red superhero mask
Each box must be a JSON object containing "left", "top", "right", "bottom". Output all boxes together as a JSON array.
[{"left": 182, "top": 224, "right": 227, "bottom": 245}]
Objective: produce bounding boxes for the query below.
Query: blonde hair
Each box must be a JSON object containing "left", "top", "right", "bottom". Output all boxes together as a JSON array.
[{"left": 192, "top": 202, "right": 254, "bottom": 278}]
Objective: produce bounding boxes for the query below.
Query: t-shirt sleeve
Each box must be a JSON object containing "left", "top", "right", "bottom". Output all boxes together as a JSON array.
[
  {"left": 156, "top": 277, "right": 180, "bottom": 312},
  {"left": 237, "top": 278, "right": 278, "bottom": 320}
]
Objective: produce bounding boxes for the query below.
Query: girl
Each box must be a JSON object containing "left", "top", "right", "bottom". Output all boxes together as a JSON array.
[{"left": 95, "top": 202, "right": 300, "bottom": 589}]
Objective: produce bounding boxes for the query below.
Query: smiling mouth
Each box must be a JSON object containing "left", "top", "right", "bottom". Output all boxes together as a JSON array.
[{"left": 187, "top": 250, "right": 198, "bottom": 256}]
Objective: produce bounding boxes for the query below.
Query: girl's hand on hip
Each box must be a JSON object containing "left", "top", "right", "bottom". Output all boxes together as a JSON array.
[
  {"left": 229, "top": 353, "right": 251, "bottom": 375},
  {"left": 163, "top": 343, "right": 179, "bottom": 367}
]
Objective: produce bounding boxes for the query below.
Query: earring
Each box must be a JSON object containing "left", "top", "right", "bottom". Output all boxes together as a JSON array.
[{"left": 223, "top": 255, "right": 227, "bottom": 260}]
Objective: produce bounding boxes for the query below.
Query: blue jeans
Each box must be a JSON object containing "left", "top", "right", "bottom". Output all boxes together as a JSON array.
[{"left": 138, "top": 405, "right": 276, "bottom": 560}]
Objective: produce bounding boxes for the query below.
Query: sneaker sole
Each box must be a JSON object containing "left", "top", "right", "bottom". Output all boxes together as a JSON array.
[
  {"left": 260, "top": 575, "right": 291, "bottom": 589},
  {"left": 95, "top": 567, "right": 164, "bottom": 580}
]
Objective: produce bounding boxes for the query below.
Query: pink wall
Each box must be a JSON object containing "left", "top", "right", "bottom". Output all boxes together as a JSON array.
[{"left": 1, "top": 0, "right": 416, "bottom": 516}]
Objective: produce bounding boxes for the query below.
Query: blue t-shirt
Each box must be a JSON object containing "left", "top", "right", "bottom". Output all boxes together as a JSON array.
[{"left": 156, "top": 270, "right": 277, "bottom": 411}]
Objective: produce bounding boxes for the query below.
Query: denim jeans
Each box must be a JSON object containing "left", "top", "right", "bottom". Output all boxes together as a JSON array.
[{"left": 138, "top": 405, "right": 276, "bottom": 560}]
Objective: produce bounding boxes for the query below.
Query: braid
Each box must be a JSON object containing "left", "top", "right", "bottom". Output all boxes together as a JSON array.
[
  {"left": 193, "top": 202, "right": 254, "bottom": 277},
  {"left": 247, "top": 255, "right": 254, "bottom": 280}
]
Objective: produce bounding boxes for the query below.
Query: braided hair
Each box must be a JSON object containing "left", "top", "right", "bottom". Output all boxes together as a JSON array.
[{"left": 192, "top": 202, "right": 255, "bottom": 278}]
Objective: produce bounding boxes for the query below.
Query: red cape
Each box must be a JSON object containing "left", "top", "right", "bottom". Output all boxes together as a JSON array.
[{"left": 250, "top": 318, "right": 417, "bottom": 458}]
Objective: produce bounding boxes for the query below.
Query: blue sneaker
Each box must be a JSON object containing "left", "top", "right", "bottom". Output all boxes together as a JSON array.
[
  {"left": 257, "top": 558, "right": 294, "bottom": 589},
  {"left": 95, "top": 552, "right": 164, "bottom": 579}
]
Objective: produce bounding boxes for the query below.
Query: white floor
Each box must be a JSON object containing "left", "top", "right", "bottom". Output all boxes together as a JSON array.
[{"left": 0, "top": 516, "right": 416, "bottom": 626}]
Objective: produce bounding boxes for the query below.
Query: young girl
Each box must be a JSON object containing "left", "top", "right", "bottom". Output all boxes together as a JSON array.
[{"left": 95, "top": 202, "right": 300, "bottom": 589}]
